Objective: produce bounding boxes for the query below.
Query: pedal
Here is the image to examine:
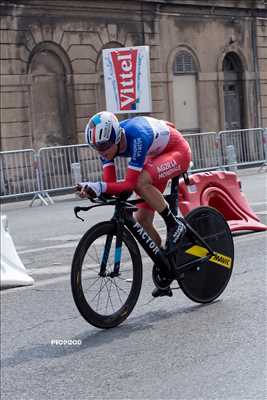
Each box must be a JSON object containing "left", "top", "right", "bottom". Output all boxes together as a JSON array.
[{"left": 152, "top": 287, "right": 173, "bottom": 298}]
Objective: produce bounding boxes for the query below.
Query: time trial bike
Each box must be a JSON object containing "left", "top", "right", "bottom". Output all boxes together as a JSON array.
[{"left": 71, "top": 173, "right": 234, "bottom": 329}]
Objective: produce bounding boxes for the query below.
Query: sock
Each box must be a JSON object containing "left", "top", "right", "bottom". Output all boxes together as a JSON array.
[{"left": 159, "top": 206, "right": 177, "bottom": 229}]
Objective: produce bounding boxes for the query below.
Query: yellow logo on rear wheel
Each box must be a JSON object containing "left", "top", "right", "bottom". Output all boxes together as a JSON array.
[{"left": 185, "top": 245, "right": 232, "bottom": 269}]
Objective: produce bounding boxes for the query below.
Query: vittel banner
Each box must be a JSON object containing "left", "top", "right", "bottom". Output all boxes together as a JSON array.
[{"left": 102, "top": 46, "right": 152, "bottom": 114}]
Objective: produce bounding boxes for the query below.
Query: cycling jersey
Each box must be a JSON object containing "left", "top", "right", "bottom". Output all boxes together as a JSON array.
[
  {"left": 102, "top": 116, "right": 170, "bottom": 171},
  {"left": 101, "top": 116, "right": 191, "bottom": 196}
]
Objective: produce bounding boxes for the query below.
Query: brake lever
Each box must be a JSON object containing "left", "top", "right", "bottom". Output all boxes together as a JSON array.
[
  {"left": 74, "top": 197, "right": 116, "bottom": 221},
  {"left": 74, "top": 206, "right": 85, "bottom": 221}
]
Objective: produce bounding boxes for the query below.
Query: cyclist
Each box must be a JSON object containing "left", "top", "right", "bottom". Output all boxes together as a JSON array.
[{"left": 77, "top": 111, "right": 191, "bottom": 296}]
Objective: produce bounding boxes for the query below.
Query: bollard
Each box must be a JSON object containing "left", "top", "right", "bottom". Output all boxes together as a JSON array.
[
  {"left": 71, "top": 163, "right": 81, "bottom": 198},
  {"left": 226, "top": 145, "right": 237, "bottom": 172},
  {"left": 216, "top": 133, "right": 223, "bottom": 168},
  {"left": 71, "top": 163, "right": 81, "bottom": 186}
]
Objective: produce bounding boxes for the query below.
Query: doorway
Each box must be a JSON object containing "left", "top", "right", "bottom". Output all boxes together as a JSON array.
[
  {"left": 223, "top": 52, "right": 244, "bottom": 130},
  {"left": 172, "top": 50, "right": 199, "bottom": 133},
  {"left": 29, "top": 45, "right": 74, "bottom": 149}
]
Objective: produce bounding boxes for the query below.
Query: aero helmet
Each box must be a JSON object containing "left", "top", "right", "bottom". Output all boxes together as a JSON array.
[{"left": 85, "top": 111, "right": 122, "bottom": 151}]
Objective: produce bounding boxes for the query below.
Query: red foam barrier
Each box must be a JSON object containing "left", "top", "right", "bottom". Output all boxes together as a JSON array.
[{"left": 179, "top": 171, "right": 267, "bottom": 232}]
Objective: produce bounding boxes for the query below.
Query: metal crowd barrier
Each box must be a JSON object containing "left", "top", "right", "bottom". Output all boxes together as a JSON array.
[
  {"left": 38, "top": 144, "right": 128, "bottom": 192},
  {"left": 183, "top": 132, "right": 219, "bottom": 170},
  {"left": 0, "top": 128, "right": 266, "bottom": 202},
  {"left": 217, "top": 128, "right": 266, "bottom": 168},
  {"left": 0, "top": 149, "right": 37, "bottom": 199},
  {"left": 38, "top": 144, "right": 96, "bottom": 192}
]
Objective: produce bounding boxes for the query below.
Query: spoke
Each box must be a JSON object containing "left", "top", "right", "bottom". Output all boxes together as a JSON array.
[
  {"left": 112, "top": 278, "right": 124, "bottom": 305},
  {"left": 83, "top": 263, "right": 103, "bottom": 275},
  {"left": 93, "top": 243, "right": 101, "bottom": 265},
  {"left": 109, "top": 278, "right": 130, "bottom": 296},
  {"left": 87, "top": 244, "right": 99, "bottom": 264},
  {"left": 84, "top": 275, "right": 101, "bottom": 292},
  {"left": 105, "top": 278, "right": 115, "bottom": 313},
  {"left": 89, "top": 278, "right": 109, "bottom": 307},
  {"left": 96, "top": 278, "right": 104, "bottom": 312}
]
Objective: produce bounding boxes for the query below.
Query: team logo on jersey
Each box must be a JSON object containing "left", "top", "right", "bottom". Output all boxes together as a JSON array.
[
  {"left": 132, "top": 137, "right": 143, "bottom": 159},
  {"left": 157, "top": 160, "right": 180, "bottom": 179}
]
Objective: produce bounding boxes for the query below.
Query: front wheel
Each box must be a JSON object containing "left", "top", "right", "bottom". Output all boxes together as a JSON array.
[
  {"left": 178, "top": 206, "right": 234, "bottom": 303},
  {"left": 71, "top": 221, "right": 142, "bottom": 329}
]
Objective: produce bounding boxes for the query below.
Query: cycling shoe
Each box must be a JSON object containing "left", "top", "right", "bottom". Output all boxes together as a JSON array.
[{"left": 152, "top": 287, "right": 173, "bottom": 298}]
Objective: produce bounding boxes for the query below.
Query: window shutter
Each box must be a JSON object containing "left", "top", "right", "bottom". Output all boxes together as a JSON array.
[{"left": 174, "top": 51, "right": 197, "bottom": 74}]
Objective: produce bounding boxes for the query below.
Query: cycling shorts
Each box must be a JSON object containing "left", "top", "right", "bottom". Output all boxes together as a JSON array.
[{"left": 137, "top": 126, "right": 191, "bottom": 211}]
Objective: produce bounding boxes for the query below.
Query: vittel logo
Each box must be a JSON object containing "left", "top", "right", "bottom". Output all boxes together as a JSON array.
[
  {"left": 111, "top": 49, "right": 138, "bottom": 110},
  {"left": 133, "top": 222, "right": 160, "bottom": 255}
]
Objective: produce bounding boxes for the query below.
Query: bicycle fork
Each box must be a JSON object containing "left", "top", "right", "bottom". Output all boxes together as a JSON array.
[{"left": 99, "top": 221, "right": 123, "bottom": 278}]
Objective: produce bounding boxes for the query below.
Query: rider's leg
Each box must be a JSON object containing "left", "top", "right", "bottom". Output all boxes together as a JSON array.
[
  {"left": 135, "top": 170, "right": 167, "bottom": 212},
  {"left": 135, "top": 170, "right": 186, "bottom": 253},
  {"left": 134, "top": 208, "right": 162, "bottom": 247},
  {"left": 136, "top": 128, "right": 191, "bottom": 297},
  {"left": 134, "top": 179, "right": 173, "bottom": 298}
]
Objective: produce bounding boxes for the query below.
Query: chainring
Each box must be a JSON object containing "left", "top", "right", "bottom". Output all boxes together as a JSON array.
[{"left": 152, "top": 264, "right": 173, "bottom": 290}]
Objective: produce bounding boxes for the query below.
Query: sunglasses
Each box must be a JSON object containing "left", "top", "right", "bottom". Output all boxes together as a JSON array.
[{"left": 90, "top": 140, "right": 115, "bottom": 152}]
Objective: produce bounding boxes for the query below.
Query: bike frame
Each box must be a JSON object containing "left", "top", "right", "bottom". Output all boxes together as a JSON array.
[
  {"left": 75, "top": 174, "right": 215, "bottom": 278},
  {"left": 123, "top": 213, "right": 172, "bottom": 274},
  {"left": 107, "top": 175, "right": 181, "bottom": 276},
  {"left": 113, "top": 175, "right": 214, "bottom": 277}
]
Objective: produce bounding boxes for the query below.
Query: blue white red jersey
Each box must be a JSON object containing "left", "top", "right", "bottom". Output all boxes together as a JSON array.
[
  {"left": 101, "top": 116, "right": 170, "bottom": 172},
  {"left": 99, "top": 116, "right": 189, "bottom": 196}
]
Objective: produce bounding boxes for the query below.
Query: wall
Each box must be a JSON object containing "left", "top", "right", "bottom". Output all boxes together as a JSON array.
[
  {"left": 0, "top": 1, "right": 161, "bottom": 149},
  {"left": 256, "top": 17, "right": 267, "bottom": 127},
  {"left": 0, "top": 0, "right": 266, "bottom": 151},
  {"left": 160, "top": 2, "right": 262, "bottom": 132}
]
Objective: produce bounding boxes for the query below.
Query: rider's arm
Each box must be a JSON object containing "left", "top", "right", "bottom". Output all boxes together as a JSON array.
[
  {"left": 102, "top": 161, "right": 116, "bottom": 182},
  {"left": 105, "top": 167, "right": 141, "bottom": 195},
  {"left": 102, "top": 125, "right": 151, "bottom": 195}
]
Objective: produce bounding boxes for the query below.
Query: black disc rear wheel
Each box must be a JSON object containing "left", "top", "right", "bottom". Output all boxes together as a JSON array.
[{"left": 177, "top": 206, "right": 234, "bottom": 303}]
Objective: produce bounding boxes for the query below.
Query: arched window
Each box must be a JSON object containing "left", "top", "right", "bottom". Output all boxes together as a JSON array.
[
  {"left": 28, "top": 43, "right": 75, "bottom": 148},
  {"left": 172, "top": 49, "right": 199, "bottom": 133},
  {"left": 223, "top": 52, "right": 243, "bottom": 75},
  {"left": 173, "top": 50, "right": 197, "bottom": 74}
]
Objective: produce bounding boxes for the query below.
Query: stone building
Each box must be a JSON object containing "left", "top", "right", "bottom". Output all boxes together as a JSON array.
[{"left": 0, "top": 0, "right": 266, "bottom": 151}]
